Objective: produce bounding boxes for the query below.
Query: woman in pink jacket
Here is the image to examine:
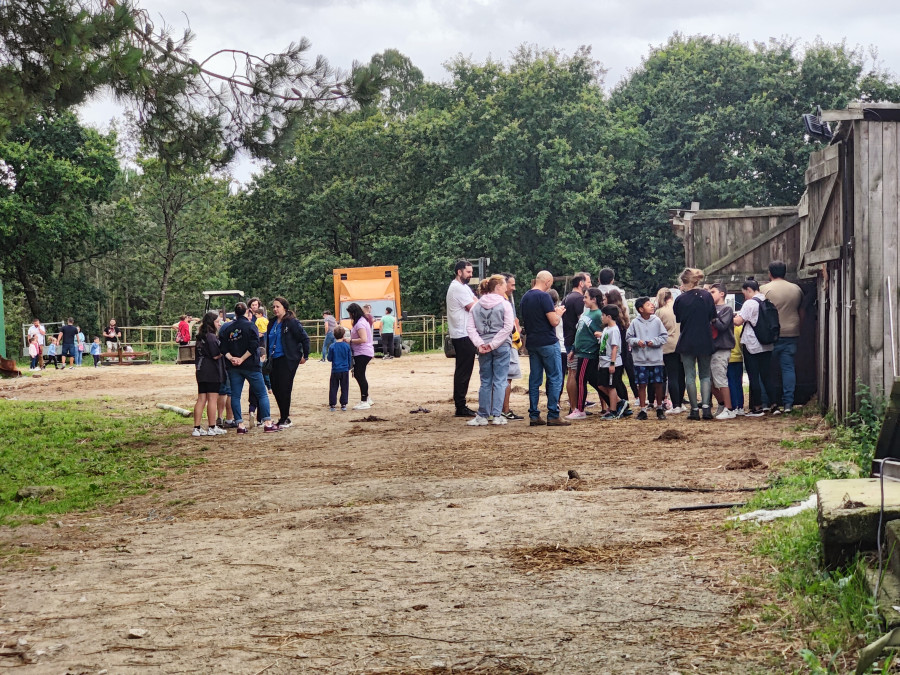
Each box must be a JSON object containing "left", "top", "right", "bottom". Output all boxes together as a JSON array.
[{"left": 465, "top": 275, "right": 514, "bottom": 426}]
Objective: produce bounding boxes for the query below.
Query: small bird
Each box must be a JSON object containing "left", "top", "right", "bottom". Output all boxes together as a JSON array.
[{"left": 567, "top": 469, "right": 580, "bottom": 480}]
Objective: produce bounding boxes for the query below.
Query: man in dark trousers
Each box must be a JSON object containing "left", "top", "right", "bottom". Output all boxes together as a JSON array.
[
  {"left": 562, "top": 272, "right": 591, "bottom": 412},
  {"left": 446, "top": 260, "right": 477, "bottom": 417},
  {"left": 520, "top": 270, "right": 569, "bottom": 426},
  {"left": 219, "top": 302, "right": 279, "bottom": 434}
]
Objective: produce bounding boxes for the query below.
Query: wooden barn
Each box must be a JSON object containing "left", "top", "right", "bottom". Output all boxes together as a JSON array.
[{"left": 671, "top": 102, "right": 900, "bottom": 420}]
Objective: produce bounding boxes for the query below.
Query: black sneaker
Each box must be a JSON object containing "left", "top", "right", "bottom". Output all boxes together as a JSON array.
[
  {"left": 702, "top": 406, "right": 713, "bottom": 420},
  {"left": 502, "top": 410, "right": 524, "bottom": 420},
  {"left": 656, "top": 407, "right": 666, "bottom": 420},
  {"left": 600, "top": 411, "right": 618, "bottom": 420},
  {"left": 224, "top": 419, "right": 238, "bottom": 429},
  {"left": 614, "top": 400, "right": 628, "bottom": 418},
  {"left": 688, "top": 408, "right": 701, "bottom": 421},
  {"left": 455, "top": 407, "right": 477, "bottom": 418},
  {"left": 279, "top": 419, "right": 293, "bottom": 428},
  {"left": 215, "top": 418, "right": 224, "bottom": 428},
  {"left": 636, "top": 409, "right": 648, "bottom": 420}
]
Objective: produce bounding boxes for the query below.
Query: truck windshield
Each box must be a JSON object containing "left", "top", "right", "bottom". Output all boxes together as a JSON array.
[{"left": 340, "top": 300, "right": 396, "bottom": 320}]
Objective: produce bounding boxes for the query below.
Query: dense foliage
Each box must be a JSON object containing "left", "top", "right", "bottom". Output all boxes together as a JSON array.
[{"left": 3, "top": 29, "right": 900, "bottom": 345}]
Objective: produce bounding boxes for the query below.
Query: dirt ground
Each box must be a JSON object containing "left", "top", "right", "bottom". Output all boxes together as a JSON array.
[{"left": 0, "top": 355, "right": 824, "bottom": 674}]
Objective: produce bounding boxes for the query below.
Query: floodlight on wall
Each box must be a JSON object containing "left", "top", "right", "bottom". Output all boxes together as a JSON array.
[{"left": 803, "top": 105, "right": 833, "bottom": 142}]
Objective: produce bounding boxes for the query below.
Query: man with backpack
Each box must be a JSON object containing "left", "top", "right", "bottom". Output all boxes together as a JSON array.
[
  {"left": 761, "top": 261, "right": 804, "bottom": 414},
  {"left": 734, "top": 279, "right": 778, "bottom": 417}
]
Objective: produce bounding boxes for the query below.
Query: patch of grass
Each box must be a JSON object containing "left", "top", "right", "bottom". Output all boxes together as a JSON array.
[
  {"left": 734, "top": 386, "right": 888, "bottom": 673},
  {"left": 750, "top": 511, "right": 881, "bottom": 673},
  {"left": 0, "top": 400, "right": 204, "bottom": 526}
]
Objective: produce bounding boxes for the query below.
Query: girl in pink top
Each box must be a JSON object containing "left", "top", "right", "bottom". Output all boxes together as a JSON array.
[{"left": 347, "top": 303, "right": 375, "bottom": 409}]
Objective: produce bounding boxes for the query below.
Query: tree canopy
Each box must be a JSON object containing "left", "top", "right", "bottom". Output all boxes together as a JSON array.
[{"left": 3, "top": 30, "right": 900, "bottom": 347}]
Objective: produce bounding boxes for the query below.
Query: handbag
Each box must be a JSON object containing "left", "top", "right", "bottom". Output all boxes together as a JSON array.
[
  {"left": 262, "top": 357, "right": 273, "bottom": 375},
  {"left": 443, "top": 336, "right": 456, "bottom": 358}
]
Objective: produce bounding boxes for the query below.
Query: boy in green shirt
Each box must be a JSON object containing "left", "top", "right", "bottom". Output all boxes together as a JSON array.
[{"left": 566, "top": 288, "right": 606, "bottom": 420}]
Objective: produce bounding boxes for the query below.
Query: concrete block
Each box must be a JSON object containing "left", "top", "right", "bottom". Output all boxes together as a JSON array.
[{"left": 817, "top": 478, "right": 900, "bottom": 568}]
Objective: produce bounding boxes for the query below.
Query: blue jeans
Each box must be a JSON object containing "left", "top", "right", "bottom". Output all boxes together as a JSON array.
[
  {"left": 528, "top": 343, "right": 563, "bottom": 420},
  {"left": 680, "top": 353, "right": 712, "bottom": 409},
  {"left": 75, "top": 347, "right": 83, "bottom": 365},
  {"left": 772, "top": 337, "right": 798, "bottom": 409},
  {"left": 727, "top": 361, "right": 744, "bottom": 409},
  {"left": 321, "top": 331, "right": 335, "bottom": 360},
  {"left": 477, "top": 343, "right": 511, "bottom": 418},
  {"left": 228, "top": 367, "right": 271, "bottom": 424}
]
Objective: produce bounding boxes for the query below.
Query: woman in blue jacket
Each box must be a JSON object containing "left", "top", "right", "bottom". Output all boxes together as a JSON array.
[{"left": 266, "top": 296, "right": 310, "bottom": 428}]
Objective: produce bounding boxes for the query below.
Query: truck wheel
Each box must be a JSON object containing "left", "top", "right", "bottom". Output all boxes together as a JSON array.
[{"left": 393, "top": 337, "right": 402, "bottom": 358}]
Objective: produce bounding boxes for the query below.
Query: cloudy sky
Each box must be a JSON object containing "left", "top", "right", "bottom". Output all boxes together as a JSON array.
[{"left": 78, "top": 0, "right": 900, "bottom": 181}]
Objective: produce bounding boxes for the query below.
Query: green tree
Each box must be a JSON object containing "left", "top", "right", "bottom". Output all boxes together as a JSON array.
[{"left": 0, "top": 111, "right": 118, "bottom": 319}]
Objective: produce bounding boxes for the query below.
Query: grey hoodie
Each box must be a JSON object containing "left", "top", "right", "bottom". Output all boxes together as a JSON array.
[{"left": 625, "top": 315, "right": 668, "bottom": 366}]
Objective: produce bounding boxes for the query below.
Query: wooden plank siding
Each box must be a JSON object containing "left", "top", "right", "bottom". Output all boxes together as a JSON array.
[
  {"left": 868, "top": 122, "right": 885, "bottom": 398},
  {"left": 884, "top": 123, "right": 900, "bottom": 388},
  {"left": 853, "top": 121, "right": 869, "bottom": 413}
]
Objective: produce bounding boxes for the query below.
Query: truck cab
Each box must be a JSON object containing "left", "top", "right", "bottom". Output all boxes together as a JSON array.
[{"left": 333, "top": 266, "right": 403, "bottom": 358}]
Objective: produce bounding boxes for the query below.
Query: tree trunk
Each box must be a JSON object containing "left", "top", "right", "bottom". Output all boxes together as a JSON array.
[{"left": 16, "top": 261, "right": 41, "bottom": 319}]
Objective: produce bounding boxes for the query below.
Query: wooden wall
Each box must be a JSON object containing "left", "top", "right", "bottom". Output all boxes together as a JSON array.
[
  {"left": 853, "top": 120, "right": 900, "bottom": 402},
  {"left": 680, "top": 206, "right": 801, "bottom": 292}
]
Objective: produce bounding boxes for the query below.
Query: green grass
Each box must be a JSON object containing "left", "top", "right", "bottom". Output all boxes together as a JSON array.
[
  {"left": 732, "top": 388, "right": 889, "bottom": 673},
  {"left": 0, "top": 400, "right": 204, "bottom": 526},
  {"left": 749, "top": 511, "right": 883, "bottom": 674}
]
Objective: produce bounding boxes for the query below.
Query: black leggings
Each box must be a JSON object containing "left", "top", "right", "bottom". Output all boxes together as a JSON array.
[
  {"left": 270, "top": 357, "right": 299, "bottom": 422},
  {"left": 353, "top": 355, "right": 372, "bottom": 401},
  {"left": 663, "top": 352, "right": 686, "bottom": 406}
]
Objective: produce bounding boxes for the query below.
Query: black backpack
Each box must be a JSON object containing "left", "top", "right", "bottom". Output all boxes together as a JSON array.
[{"left": 752, "top": 297, "right": 781, "bottom": 345}]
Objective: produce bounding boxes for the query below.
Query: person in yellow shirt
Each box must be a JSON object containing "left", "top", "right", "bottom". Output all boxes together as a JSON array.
[{"left": 727, "top": 324, "right": 744, "bottom": 414}]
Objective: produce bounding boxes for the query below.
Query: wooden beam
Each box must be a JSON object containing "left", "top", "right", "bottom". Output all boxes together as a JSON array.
[
  {"left": 821, "top": 110, "right": 864, "bottom": 122},
  {"left": 691, "top": 206, "right": 798, "bottom": 221},
  {"left": 805, "top": 154, "right": 840, "bottom": 184},
  {"left": 702, "top": 215, "right": 801, "bottom": 276},
  {"left": 803, "top": 245, "right": 843, "bottom": 266}
]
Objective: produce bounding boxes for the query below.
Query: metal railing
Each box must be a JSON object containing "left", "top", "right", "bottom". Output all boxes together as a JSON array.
[{"left": 105, "top": 315, "right": 445, "bottom": 360}]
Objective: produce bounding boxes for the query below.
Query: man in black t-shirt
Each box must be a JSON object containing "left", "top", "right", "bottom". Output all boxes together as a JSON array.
[
  {"left": 57, "top": 318, "right": 79, "bottom": 369},
  {"left": 519, "top": 270, "right": 569, "bottom": 426},
  {"left": 562, "top": 273, "right": 591, "bottom": 413}
]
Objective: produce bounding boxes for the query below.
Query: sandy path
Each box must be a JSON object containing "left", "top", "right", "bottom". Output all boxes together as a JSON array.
[{"left": 0, "top": 355, "right": 815, "bottom": 673}]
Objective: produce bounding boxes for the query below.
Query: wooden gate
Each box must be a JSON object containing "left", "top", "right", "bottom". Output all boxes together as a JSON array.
[{"left": 798, "top": 142, "right": 853, "bottom": 419}]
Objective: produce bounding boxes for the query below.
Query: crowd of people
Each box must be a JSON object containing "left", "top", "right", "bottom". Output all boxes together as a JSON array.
[
  {"left": 24, "top": 258, "right": 803, "bottom": 435},
  {"left": 26, "top": 318, "right": 109, "bottom": 370},
  {"left": 447, "top": 259, "right": 804, "bottom": 426}
]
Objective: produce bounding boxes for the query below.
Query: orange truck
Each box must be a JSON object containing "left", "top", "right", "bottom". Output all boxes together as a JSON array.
[{"left": 333, "top": 266, "right": 403, "bottom": 358}]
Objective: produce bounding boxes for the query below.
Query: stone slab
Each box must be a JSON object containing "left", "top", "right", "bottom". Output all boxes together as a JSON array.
[{"left": 817, "top": 478, "right": 900, "bottom": 568}]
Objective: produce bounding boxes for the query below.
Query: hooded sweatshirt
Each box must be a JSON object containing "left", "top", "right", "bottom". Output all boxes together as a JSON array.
[
  {"left": 625, "top": 315, "right": 668, "bottom": 366},
  {"left": 467, "top": 293, "right": 514, "bottom": 350}
]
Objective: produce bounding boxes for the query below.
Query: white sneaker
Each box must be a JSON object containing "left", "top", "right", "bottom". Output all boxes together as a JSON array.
[
  {"left": 715, "top": 409, "right": 735, "bottom": 420},
  {"left": 352, "top": 401, "right": 372, "bottom": 410},
  {"left": 665, "top": 406, "right": 684, "bottom": 415},
  {"left": 366, "top": 398, "right": 374, "bottom": 406},
  {"left": 467, "top": 416, "right": 488, "bottom": 426},
  {"left": 209, "top": 426, "right": 227, "bottom": 435},
  {"left": 733, "top": 408, "right": 746, "bottom": 416},
  {"left": 191, "top": 427, "right": 208, "bottom": 436},
  {"left": 491, "top": 416, "right": 508, "bottom": 425}
]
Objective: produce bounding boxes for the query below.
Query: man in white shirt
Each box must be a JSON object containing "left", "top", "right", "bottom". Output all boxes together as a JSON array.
[
  {"left": 446, "top": 260, "right": 477, "bottom": 417},
  {"left": 27, "top": 318, "right": 46, "bottom": 369},
  {"left": 596, "top": 267, "right": 624, "bottom": 298}
]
